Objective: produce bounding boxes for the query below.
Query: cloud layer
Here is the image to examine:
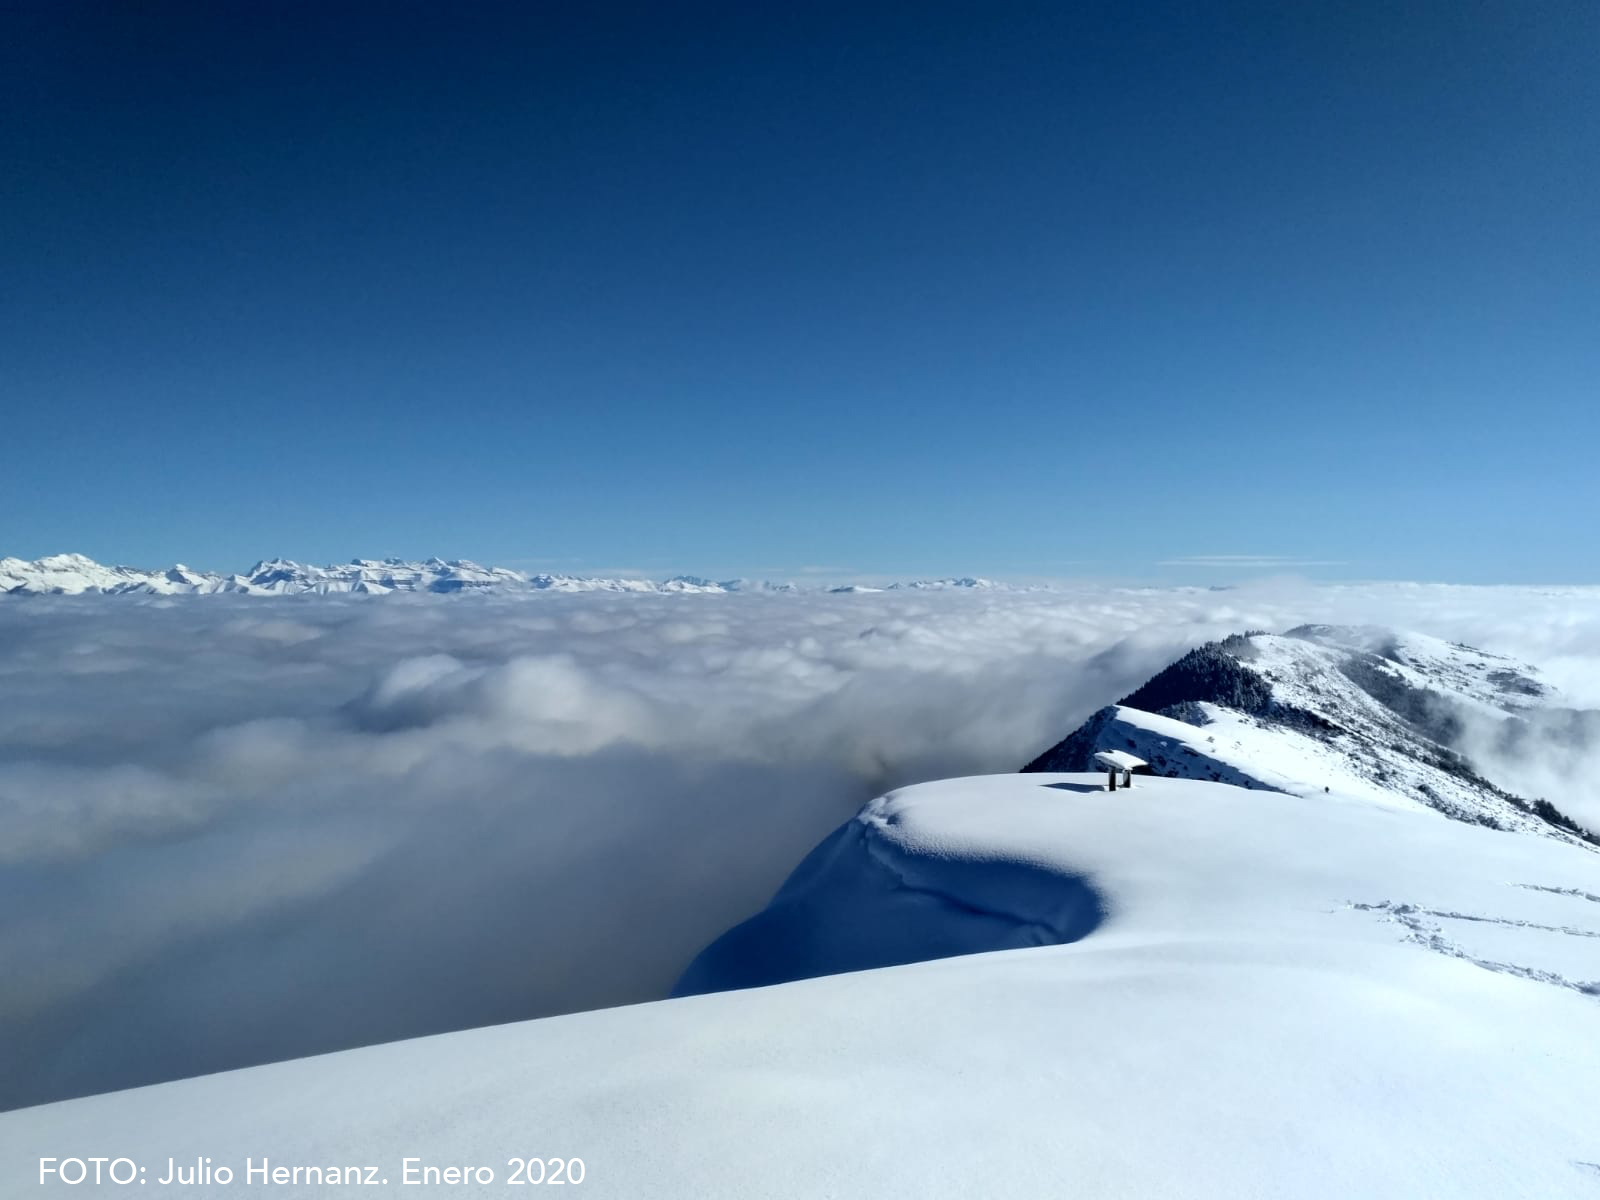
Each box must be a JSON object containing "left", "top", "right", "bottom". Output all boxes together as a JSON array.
[{"left": 3, "top": 581, "right": 1599, "bottom": 1108}]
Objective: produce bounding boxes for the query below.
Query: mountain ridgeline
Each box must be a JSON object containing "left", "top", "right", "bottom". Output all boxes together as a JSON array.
[
  {"left": 1024, "top": 626, "right": 1598, "bottom": 847},
  {"left": 0, "top": 553, "right": 1003, "bottom": 597}
]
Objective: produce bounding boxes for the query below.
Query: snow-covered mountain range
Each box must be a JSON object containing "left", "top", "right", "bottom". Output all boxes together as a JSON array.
[
  {"left": 0, "top": 553, "right": 1002, "bottom": 597},
  {"left": 828, "top": 577, "right": 1000, "bottom": 593}
]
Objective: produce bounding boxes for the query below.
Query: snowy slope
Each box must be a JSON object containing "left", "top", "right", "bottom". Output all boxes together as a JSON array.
[
  {"left": 6, "top": 772, "right": 1599, "bottom": 1197},
  {"left": 0, "top": 554, "right": 1005, "bottom": 596},
  {"left": 1024, "top": 626, "right": 1597, "bottom": 841},
  {"left": 0, "top": 554, "right": 240, "bottom": 596},
  {"left": 236, "top": 557, "right": 516, "bottom": 594}
]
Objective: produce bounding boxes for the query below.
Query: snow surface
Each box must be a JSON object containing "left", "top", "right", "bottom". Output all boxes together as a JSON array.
[{"left": 7, "top": 772, "right": 1599, "bottom": 1197}]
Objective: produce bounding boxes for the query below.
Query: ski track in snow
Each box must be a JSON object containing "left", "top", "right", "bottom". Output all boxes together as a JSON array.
[
  {"left": 1516, "top": 883, "right": 1600, "bottom": 906},
  {"left": 1353, "top": 902, "right": 1600, "bottom": 939},
  {"left": 1351, "top": 899, "right": 1600, "bottom": 998}
]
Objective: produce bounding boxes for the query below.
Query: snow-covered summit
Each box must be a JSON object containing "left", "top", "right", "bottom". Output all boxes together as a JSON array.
[
  {"left": 1023, "top": 625, "right": 1596, "bottom": 842},
  {"left": 0, "top": 553, "right": 195, "bottom": 595}
]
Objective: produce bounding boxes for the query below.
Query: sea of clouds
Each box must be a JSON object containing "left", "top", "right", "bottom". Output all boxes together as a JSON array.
[{"left": 3, "top": 581, "right": 1599, "bottom": 1109}]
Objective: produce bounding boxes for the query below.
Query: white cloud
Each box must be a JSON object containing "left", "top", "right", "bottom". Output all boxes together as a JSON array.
[
  {"left": 1157, "top": 554, "right": 1350, "bottom": 568},
  {"left": 3, "top": 580, "right": 1600, "bottom": 1108}
]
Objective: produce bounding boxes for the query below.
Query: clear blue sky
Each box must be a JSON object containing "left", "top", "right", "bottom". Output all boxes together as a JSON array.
[{"left": 3, "top": 1, "right": 1596, "bottom": 583}]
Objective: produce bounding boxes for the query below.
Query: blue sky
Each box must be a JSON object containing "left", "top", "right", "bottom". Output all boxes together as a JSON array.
[{"left": 3, "top": 1, "right": 1596, "bottom": 583}]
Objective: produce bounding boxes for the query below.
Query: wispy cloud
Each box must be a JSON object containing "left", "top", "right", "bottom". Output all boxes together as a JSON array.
[
  {"left": 495, "top": 557, "right": 662, "bottom": 577},
  {"left": 1158, "top": 554, "right": 1349, "bottom": 568},
  {"left": 709, "top": 564, "right": 860, "bottom": 579}
]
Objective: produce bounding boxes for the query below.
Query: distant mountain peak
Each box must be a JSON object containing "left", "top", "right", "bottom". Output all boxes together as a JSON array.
[{"left": 887, "top": 576, "right": 999, "bottom": 590}]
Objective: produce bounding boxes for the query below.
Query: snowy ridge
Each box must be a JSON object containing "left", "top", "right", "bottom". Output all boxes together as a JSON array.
[
  {"left": 0, "top": 554, "right": 1005, "bottom": 597},
  {"left": 1024, "top": 625, "right": 1599, "bottom": 843},
  {"left": 14, "top": 773, "right": 1598, "bottom": 1197},
  {"left": 658, "top": 775, "right": 1600, "bottom": 1195}
]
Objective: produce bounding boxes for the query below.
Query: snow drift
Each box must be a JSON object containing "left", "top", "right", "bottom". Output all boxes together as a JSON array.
[
  {"left": 7, "top": 771, "right": 1599, "bottom": 1198},
  {"left": 674, "top": 791, "right": 1106, "bottom": 995}
]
